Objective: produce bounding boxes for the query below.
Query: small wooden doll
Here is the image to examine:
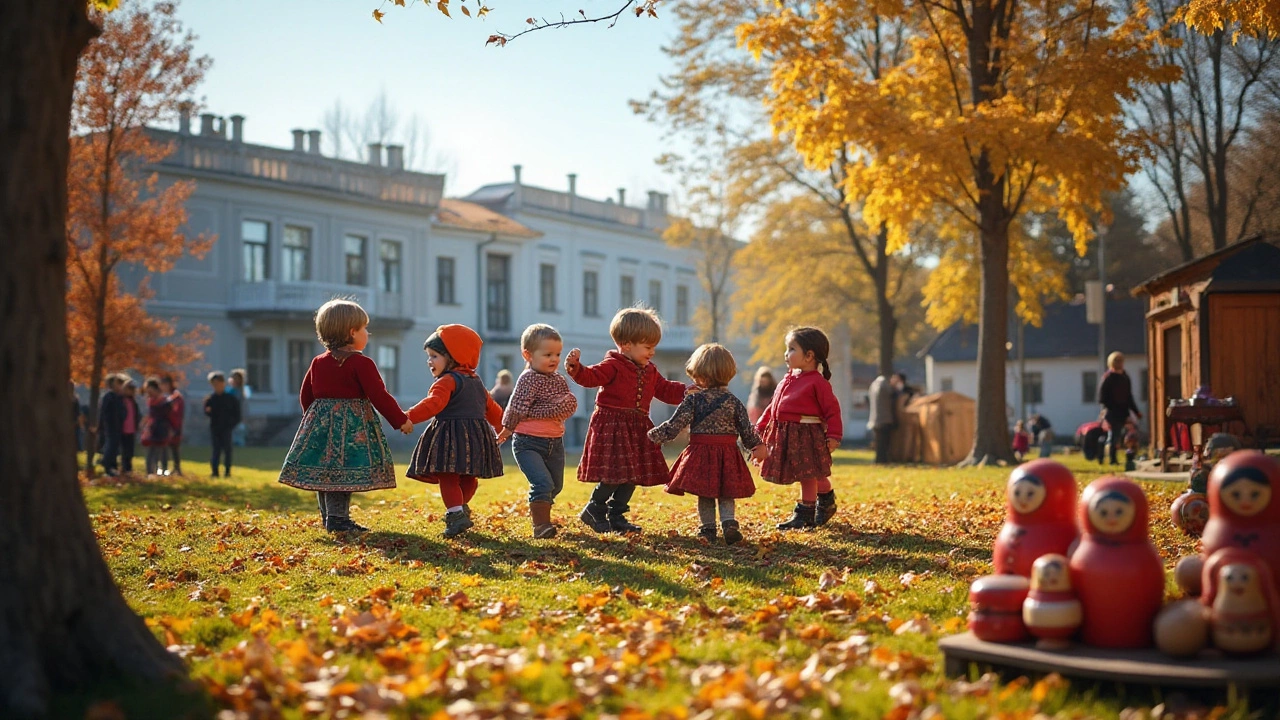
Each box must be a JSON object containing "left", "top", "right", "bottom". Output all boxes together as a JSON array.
[
  {"left": 1200, "top": 451, "right": 1280, "bottom": 584},
  {"left": 1201, "top": 547, "right": 1280, "bottom": 656},
  {"left": 1022, "top": 554, "right": 1081, "bottom": 649},
  {"left": 1068, "top": 477, "right": 1165, "bottom": 648},
  {"left": 993, "top": 459, "right": 1079, "bottom": 577},
  {"left": 968, "top": 575, "right": 1031, "bottom": 643}
]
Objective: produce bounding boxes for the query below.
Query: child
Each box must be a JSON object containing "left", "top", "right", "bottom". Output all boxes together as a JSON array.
[
  {"left": 1124, "top": 420, "right": 1140, "bottom": 472},
  {"left": 1012, "top": 419, "right": 1031, "bottom": 462},
  {"left": 565, "top": 306, "right": 689, "bottom": 534},
  {"left": 405, "top": 324, "right": 505, "bottom": 539},
  {"left": 98, "top": 373, "right": 125, "bottom": 476},
  {"left": 140, "top": 377, "right": 172, "bottom": 476},
  {"left": 498, "top": 324, "right": 579, "bottom": 538},
  {"left": 120, "top": 378, "right": 140, "bottom": 475},
  {"left": 204, "top": 371, "right": 241, "bottom": 478},
  {"left": 161, "top": 374, "right": 185, "bottom": 476},
  {"left": 746, "top": 366, "right": 777, "bottom": 426},
  {"left": 228, "top": 368, "right": 249, "bottom": 446},
  {"left": 649, "top": 344, "right": 767, "bottom": 545},
  {"left": 279, "top": 299, "right": 412, "bottom": 534},
  {"left": 754, "top": 327, "right": 843, "bottom": 530}
]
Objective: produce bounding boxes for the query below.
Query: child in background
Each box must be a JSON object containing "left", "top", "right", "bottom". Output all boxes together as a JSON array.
[
  {"left": 755, "top": 327, "right": 843, "bottom": 530},
  {"left": 649, "top": 344, "right": 767, "bottom": 545},
  {"left": 120, "top": 378, "right": 140, "bottom": 475},
  {"left": 279, "top": 299, "right": 412, "bottom": 534},
  {"left": 161, "top": 374, "right": 185, "bottom": 476},
  {"left": 204, "top": 371, "right": 241, "bottom": 478},
  {"left": 141, "top": 377, "right": 172, "bottom": 476},
  {"left": 98, "top": 373, "right": 125, "bottom": 476},
  {"left": 405, "top": 324, "right": 505, "bottom": 539},
  {"left": 746, "top": 366, "right": 777, "bottom": 426},
  {"left": 499, "top": 324, "right": 579, "bottom": 538},
  {"left": 566, "top": 306, "right": 689, "bottom": 534},
  {"left": 228, "top": 368, "right": 249, "bottom": 446},
  {"left": 1124, "top": 420, "right": 1141, "bottom": 472},
  {"left": 1012, "top": 419, "right": 1031, "bottom": 463}
]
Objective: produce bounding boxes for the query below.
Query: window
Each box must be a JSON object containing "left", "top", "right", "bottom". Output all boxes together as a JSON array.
[
  {"left": 344, "top": 234, "right": 367, "bottom": 286},
  {"left": 1082, "top": 370, "right": 1098, "bottom": 403},
  {"left": 437, "top": 256, "right": 456, "bottom": 304},
  {"left": 282, "top": 225, "right": 311, "bottom": 282},
  {"left": 246, "top": 338, "right": 272, "bottom": 394},
  {"left": 380, "top": 240, "right": 402, "bottom": 293},
  {"left": 241, "top": 220, "right": 269, "bottom": 283},
  {"left": 648, "top": 279, "right": 662, "bottom": 313},
  {"left": 287, "top": 340, "right": 316, "bottom": 394},
  {"left": 941, "top": 377, "right": 953, "bottom": 392},
  {"left": 486, "top": 254, "right": 511, "bottom": 331},
  {"left": 583, "top": 270, "right": 599, "bottom": 317},
  {"left": 540, "top": 263, "right": 557, "bottom": 312},
  {"left": 1023, "top": 371, "right": 1044, "bottom": 405},
  {"left": 620, "top": 275, "right": 635, "bottom": 309},
  {"left": 675, "top": 285, "right": 690, "bottom": 326},
  {"left": 377, "top": 345, "right": 399, "bottom": 394}
]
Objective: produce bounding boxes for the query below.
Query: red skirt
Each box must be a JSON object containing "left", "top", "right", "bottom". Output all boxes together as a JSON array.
[
  {"left": 760, "top": 420, "right": 831, "bottom": 485},
  {"left": 577, "top": 405, "right": 670, "bottom": 486},
  {"left": 666, "top": 434, "right": 756, "bottom": 499}
]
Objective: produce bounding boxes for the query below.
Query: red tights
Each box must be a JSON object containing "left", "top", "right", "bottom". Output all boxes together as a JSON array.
[
  {"left": 799, "top": 477, "right": 833, "bottom": 504},
  {"left": 435, "top": 473, "right": 478, "bottom": 508}
]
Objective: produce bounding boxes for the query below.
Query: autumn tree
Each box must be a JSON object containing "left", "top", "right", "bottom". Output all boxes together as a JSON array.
[
  {"left": 1182, "top": 0, "right": 1280, "bottom": 38},
  {"left": 69, "top": 0, "right": 213, "bottom": 475}
]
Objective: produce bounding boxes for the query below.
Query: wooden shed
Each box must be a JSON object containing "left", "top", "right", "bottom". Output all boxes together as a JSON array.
[{"left": 1131, "top": 235, "right": 1280, "bottom": 454}]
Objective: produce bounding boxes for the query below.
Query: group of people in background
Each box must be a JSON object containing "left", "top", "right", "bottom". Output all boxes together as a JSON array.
[{"left": 88, "top": 368, "right": 247, "bottom": 478}]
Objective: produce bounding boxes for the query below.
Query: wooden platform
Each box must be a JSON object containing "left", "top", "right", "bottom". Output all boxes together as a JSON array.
[{"left": 939, "top": 633, "right": 1280, "bottom": 691}]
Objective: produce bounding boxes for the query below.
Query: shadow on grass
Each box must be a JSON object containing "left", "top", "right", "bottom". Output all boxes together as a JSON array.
[{"left": 86, "top": 475, "right": 310, "bottom": 512}]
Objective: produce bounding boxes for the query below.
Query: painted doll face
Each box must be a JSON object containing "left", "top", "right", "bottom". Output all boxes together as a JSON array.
[
  {"left": 1221, "top": 478, "right": 1272, "bottom": 518},
  {"left": 1088, "top": 493, "right": 1136, "bottom": 535},
  {"left": 1218, "top": 563, "right": 1267, "bottom": 612},
  {"left": 1031, "top": 554, "right": 1070, "bottom": 592},
  {"left": 1010, "top": 478, "right": 1047, "bottom": 515}
]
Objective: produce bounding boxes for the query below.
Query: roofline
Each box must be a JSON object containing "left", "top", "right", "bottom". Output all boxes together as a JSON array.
[{"left": 1130, "top": 234, "right": 1268, "bottom": 296}]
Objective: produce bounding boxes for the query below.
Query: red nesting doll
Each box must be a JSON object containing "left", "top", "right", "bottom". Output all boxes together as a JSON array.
[
  {"left": 993, "top": 460, "right": 1079, "bottom": 577},
  {"left": 1068, "top": 477, "right": 1165, "bottom": 648},
  {"left": 1201, "top": 451, "right": 1280, "bottom": 584},
  {"left": 1200, "top": 547, "right": 1280, "bottom": 655}
]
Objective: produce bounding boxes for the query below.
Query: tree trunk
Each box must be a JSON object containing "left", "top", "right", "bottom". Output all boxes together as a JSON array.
[
  {"left": 0, "top": 1, "right": 189, "bottom": 716},
  {"left": 872, "top": 226, "right": 897, "bottom": 378}
]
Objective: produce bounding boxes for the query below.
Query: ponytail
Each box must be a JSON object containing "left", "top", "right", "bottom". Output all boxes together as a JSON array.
[{"left": 820, "top": 359, "right": 832, "bottom": 381}]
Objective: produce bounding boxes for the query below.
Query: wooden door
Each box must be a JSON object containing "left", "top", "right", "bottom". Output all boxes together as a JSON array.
[{"left": 1208, "top": 293, "right": 1280, "bottom": 438}]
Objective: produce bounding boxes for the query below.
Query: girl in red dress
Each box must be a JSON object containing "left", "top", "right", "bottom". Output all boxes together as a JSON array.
[
  {"left": 649, "top": 344, "right": 768, "bottom": 545},
  {"left": 755, "top": 327, "right": 843, "bottom": 530},
  {"left": 565, "top": 307, "right": 689, "bottom": 534}
]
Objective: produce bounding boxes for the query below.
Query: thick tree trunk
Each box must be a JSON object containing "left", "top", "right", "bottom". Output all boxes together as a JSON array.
[
  {"left": 0, "top": 1, "right": 188, "bottom": 716},
  {"left": 872, "top": 226, "right": 897, "bottom": 378}
]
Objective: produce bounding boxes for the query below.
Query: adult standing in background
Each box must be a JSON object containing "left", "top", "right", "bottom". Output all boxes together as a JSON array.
[
  {"left": 867, "top": 373, "right": 899, "bottom": 464},
  {"left": 490, "top": 369, "right": 515, "bottom": 410},
  {"left": 746, "top": 366, "right": 777, "bottom": 426},
  {"left": 1097, "top": 351, "right": 1142, "bottom": 466}
]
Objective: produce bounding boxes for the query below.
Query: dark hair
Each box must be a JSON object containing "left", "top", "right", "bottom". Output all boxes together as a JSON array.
[
  {"left": 208, "top": 371, "right": 226, "bottom": 383},
  {"left": 424, "top": 333, "right": 458, "bottom": 371},
  {"left": 143, "top": 377, "right": 162, "bottom": 391},
  {"left": 892, "top": 372, "right": 907, "bottom": 384},
  {"left": 786, "top": 326, "right": 832, "bottom": 380},
  {"left": 161, "top": 374, "right": 176, "bottom": 388},
  {"left": 1222, "top": 467, "right": 1271, "bottom": 489}
]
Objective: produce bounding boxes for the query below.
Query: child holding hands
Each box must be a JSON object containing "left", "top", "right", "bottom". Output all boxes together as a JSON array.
[{"left": 649, "top": 344, "right": 766, "bottom": 545}]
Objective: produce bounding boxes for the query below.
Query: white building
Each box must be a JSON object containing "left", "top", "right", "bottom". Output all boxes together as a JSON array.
[
  {"left": 135, "top": 112, "right": 720, "bottom": 447},
  {"left": 918, "top": 299, "right": 1150, "bottom": 437}
]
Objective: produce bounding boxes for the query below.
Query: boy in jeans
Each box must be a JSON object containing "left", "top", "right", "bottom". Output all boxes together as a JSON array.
[{"left": 204, "top": 371, "right": 241, "bottom": 477}]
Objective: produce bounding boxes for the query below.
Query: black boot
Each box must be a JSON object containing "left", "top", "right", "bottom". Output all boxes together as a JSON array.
[
  {"left": 777, "top": 503, "right": 816, "bottom": 531},
  {"left": 609, "top": 514, "right": 643, "bottom": 534},
  {"left": 443, "top": 509, "right": 473, "bottom": 539},
  {"left": 815, "top": 490, "right": 838, "bottom": 527},
  {"left": 326, "top": 517, "right": 369, "bottom": 534},
  {"left": 698, "top": 524, "right": 718, "bottom": 542},
  {"left": 721, "top": 520, "right": 743, "bottom": 546},
  {"left": 579, "top": 502, "right": 612, "bottom": 533}
]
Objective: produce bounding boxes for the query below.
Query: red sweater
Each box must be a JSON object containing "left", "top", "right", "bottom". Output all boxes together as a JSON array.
[
  {"left": 755, "top": 369, "right": 843, "bottom": 440},
  {"left": 299, "top": 352, "right": 408, "bottom": 427},
  {"left": 568, "top": 350, "right": 688, "bottom": 411}
]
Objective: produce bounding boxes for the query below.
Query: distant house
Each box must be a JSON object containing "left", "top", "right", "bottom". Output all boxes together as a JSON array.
[{"left": 917, "top": 299, "right": 1149, "bottom": 435}]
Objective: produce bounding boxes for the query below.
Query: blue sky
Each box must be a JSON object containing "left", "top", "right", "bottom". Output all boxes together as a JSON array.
[{"left": 174, "top": 0, "right": 686, "bottom": 201}]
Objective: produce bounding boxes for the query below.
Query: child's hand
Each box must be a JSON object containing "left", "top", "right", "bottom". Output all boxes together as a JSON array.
[
  {"left": 826, "top": 438, "right": 840, "bottom": 453},
  {"left": 565, "top": 348, "right": 581, "bottom": 374},
  {"left": 496, "top": 428, "right": 512, "bottom": 444},
  {"left": 750, "top": 445, "right": 768, "bottom": 464},
  {"left": 400, "top": 420, "right": 414, "bottom": 435}
]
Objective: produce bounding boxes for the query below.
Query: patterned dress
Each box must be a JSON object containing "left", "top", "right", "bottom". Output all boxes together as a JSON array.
[
  {"left": 649, "top": 388, "right": 762, "bottom": 499},
  {"left": 407, "top": 371, "right": 504, "bottom": 482},
  {"left": 756, "top": 370, "right": 842, "bottom": 485}
]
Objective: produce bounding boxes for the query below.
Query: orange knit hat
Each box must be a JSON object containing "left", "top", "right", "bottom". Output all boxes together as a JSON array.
[{"left": 424, "top": 324, "right": 483, "bottom": 371}]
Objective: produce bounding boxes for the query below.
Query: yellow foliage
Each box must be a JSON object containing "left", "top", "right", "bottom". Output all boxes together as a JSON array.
[{"left": 1181, "top": 0, "right": 1280, "bottom": 39}]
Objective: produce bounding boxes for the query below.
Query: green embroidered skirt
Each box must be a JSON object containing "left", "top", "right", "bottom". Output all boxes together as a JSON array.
[{"left": 279, "top": 398, "right": 397, "bottom": 492}]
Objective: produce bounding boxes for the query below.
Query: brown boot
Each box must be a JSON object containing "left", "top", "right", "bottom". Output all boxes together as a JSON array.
[{"left": 530, "top": 500, "right": 557, "bottom": 538}]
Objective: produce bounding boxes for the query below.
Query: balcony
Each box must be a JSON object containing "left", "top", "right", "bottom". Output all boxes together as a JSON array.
[
  {"left": 228, "top": 281, "right": 413, "bottom": 328},
  {"left": 662, "top": 325, "right": 696, "bottom": 351}
]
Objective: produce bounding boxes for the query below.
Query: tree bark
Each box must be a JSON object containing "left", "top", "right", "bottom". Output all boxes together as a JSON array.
[
  {"left": 0, "top": 1, "right": 188, "bottom": 716},
  {"left": 872, "top": 226, "right": 897, "bottom": 378}
]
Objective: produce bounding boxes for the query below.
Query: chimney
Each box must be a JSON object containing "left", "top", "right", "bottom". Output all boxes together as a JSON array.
[
  {"left": 229, "top": 114, "right": 244, "bottom": 143},
  {"left": 307, "top": 129, "right": 321, "bottom": 155},
  {"left": 199, "top": 113, "right": 216, "bottom": 136},
  {"left": 617, "top": 188, "right": 626, "bottom": 206},
  {"left": 567, "top": 173, "right": 577, "bottom": 195},
  {"left": 291, "top": 129, "right": 306, "bottom": 152},
  {"left": 179, "top": 103, "right": 193, "bottom": 136},
  {"left": 215, "top": 116, "right": 227, "bottom": 138},
  {"left": 385, "top": 144, "right": 404, "bottom": 171},
  {"left": 513, "top": 164, "right": 522, "bottom": 184},
  {"left": 647, "top": 190, "right": 660, "bottom": 211},
  {"left": 367, "top": 143, "right": 383, "bottom": 167}
]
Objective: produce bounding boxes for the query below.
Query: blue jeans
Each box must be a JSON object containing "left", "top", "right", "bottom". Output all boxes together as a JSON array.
[{"left": 513, "top": 434, "right": 565, "bottom": 505}]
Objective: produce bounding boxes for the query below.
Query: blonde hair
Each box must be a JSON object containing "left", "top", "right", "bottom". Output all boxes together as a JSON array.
[
  {"left": 521, "top": 323, "right": 562, "bottom": 353},
  {"left": 685, "top": 343, "right": 737, "bottom": 388},
  {"left": 1107, "top": 351, "right": 1125, "bottom": 370},
  {"left": 609, "top": 306, "right": 663, "bottom": 346},
  {"left": 496, "top": 369, "right": 514, "bottom": 383},
  {"left": 315, "top": 299, "right": 369, "bottom": 350},
  {"left": 752, "top": 366, "right": 776, "bottom": 388}
]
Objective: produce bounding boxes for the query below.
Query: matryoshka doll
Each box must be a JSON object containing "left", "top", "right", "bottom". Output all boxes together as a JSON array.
[
  {"left": 968, "top": 575, "right": 1031, "bottom": 643},
  {"left": 1068, "top": 477, "right": 1165, "bottom": 648},
  {"left": 1022, "top": 554, "right": 1081, "bottom": 649},
  {"left": 993, "top": 460, "right": 1079, "bottom": 577},
  {"left": 1201, "top": 451, "right": 1280, "bottom": 583},
  {"left": 1200, "top": 547, "right": 1280, "bottom": 655}
]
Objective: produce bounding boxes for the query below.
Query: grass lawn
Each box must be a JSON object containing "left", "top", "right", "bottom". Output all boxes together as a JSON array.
[{"left": 80, "top": 446, "right": 1230, "bottom": 719}]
